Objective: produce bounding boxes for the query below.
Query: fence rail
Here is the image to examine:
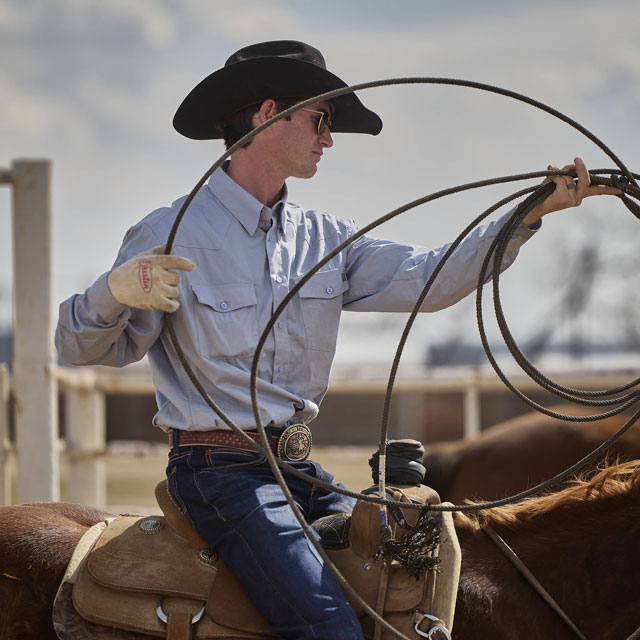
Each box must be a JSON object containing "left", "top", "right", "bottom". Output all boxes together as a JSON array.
[
  {"left": 56, "top": 363, "right": 635, "bottom": 394},
  {"left": 1, "top": 360, "right": 638, "bottom": 507}
]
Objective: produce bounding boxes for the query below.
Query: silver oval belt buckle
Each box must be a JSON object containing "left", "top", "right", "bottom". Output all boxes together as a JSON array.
[{"left": 277, "top": 423, "right": 312, "bottom": 462}]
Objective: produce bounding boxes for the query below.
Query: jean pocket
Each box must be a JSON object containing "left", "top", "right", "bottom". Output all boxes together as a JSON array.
[
  {"left": 166, "top": 465, "right": 190, "bottom": 516},
  {"left": 168, "top": 446, "right": 192, "bottom": 463},
  {"left": 203, "top": 448, "right": 267, "bottom": 470}
]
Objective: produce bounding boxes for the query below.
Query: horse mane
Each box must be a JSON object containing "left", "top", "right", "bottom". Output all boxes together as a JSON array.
[{"left": 456, "top": 459, "right": 640, "bottom": 531}]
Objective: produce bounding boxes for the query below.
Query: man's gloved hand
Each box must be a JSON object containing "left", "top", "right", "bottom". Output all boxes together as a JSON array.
[{"left": 107, "top": 244, "right": 195, "bottom": 312}]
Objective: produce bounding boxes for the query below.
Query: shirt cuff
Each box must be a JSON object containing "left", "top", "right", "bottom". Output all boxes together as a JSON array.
[{"left": 86, "top": 271, "right": 129, "bottom": 324}]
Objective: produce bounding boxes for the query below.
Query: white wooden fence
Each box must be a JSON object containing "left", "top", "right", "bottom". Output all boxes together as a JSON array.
[
  {"left": 1, "top": 159, "right": 636, "bottom": 508},
  {"left": 2, "top": 361, "right": 633, "bottom": 507}
]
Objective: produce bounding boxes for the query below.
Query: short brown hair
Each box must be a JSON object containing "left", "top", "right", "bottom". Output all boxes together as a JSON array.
[{"left": 222, "top": 99, "right": 299, "bottom": 150}]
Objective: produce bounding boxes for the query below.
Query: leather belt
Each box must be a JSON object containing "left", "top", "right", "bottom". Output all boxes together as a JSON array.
[{"left": 170, "top": 424, "right": 313, "bottom": 462}]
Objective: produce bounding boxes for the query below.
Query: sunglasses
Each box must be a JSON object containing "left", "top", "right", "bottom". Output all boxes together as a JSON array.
[{"left": 301, "top": 108, "right": 332, "bottom": 135}]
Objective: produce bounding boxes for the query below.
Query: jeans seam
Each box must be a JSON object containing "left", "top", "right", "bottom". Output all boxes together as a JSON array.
[
  {"left": 229, "top": 527, "right": 320, "bottom": 637},
  {"left": 191, "top": 459, "right": 229, "bottom": 523}
]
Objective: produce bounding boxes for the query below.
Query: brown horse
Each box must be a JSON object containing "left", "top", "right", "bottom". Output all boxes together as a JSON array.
[
  {"left": 0, "top": 502, "right": 112, "bottom": 639},
  {"left": 452, "top": 460, "right": 640, "bottom": 639},
  {"left": 1, "top": 462, "right": 640, "bottom": 639},
  {"left": 423, "top": 405, "right": 640, "bottom": 503}
]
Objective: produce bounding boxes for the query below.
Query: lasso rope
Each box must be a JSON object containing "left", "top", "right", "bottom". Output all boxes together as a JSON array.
[{"left": 163, "top": 77, "right": 640, "bottom": 639}]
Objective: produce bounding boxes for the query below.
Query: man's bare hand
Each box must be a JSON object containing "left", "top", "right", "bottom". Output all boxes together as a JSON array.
[
  {"left": 522, "top": 157, "right": 622, "bottom": 227},
  {"left": 107, "top": 244, "right": 195, "bottom": 312}
]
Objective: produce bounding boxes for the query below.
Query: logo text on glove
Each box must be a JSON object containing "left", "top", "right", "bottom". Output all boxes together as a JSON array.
[{"left": 139, "top": 259, "right": 153, "bottom": 293}]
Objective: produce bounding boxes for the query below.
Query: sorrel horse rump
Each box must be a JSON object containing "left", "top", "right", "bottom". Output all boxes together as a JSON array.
[
  {"left": 423, "top": 405, "right": 640, "bottom": 503},
  {"left": 1, "top": 462, "right": 639, "bottom": 639}
]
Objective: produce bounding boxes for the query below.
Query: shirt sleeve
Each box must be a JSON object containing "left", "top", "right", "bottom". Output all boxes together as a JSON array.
[
  {"left": 342, "top": 207, "right": 538, "bottom": 312},
  {"left": 55, "top": 222, "right": 165, "bottom": 367}
]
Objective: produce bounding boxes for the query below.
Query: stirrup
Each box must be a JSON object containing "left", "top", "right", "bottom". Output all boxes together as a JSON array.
[
  {"left": 156, "top": 599, "right": 206, "bottom": 624},
  {"left": 414, "top": 612, "right": 452, "bottom": 639}
]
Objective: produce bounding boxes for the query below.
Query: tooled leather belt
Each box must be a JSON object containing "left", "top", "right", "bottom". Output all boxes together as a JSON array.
[{"left": 170, "top": 424, "right": 313, "bottom": 462}]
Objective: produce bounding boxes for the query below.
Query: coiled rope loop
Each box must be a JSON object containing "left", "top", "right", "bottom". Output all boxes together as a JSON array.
[{"left": 162, "top": 77, "right": 640, "bottom": 639}]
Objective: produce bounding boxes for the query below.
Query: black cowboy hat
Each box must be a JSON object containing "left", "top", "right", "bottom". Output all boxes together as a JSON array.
[{"left": 173, "top": 40, "right": 383, "bottom": 140}]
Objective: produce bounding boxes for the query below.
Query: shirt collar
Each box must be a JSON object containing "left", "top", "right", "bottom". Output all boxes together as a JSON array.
[{"left": 207, "top": 161, "right": 289, "bottom": 235}]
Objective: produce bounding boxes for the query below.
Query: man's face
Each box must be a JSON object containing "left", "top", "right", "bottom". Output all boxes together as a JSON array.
[{"left": 267, "top": 100, "right": 334, "bottom": 180}]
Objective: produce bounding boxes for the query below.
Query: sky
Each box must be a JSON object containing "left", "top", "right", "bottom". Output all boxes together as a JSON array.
[{"left": 2, "top": 0, "right": 639, "bottom": 368}]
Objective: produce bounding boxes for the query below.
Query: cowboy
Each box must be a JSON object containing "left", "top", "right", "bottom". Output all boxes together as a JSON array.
[{"left": 55, "top": 40, "right": 621, "bottom": 639}]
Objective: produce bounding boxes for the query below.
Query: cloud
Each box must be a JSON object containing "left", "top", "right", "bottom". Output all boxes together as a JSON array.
[
  {"left": 2, "top": 0, "right": 639, "bottom": 361},
  {"left": 183, "top": 0, "right": 305, "bottom": 42},
  {"left": 98, "top": 0, "right": 178, "bottom": 47}
]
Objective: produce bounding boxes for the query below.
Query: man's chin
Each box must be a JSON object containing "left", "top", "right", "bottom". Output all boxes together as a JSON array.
[{"left": 294, "top": 166, "right": 318, "bottom": 180}]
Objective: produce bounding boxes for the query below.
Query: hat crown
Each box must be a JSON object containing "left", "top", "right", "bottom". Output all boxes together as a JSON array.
[{"left": 225, "top": 40, "right": 327, "bottom": 70}]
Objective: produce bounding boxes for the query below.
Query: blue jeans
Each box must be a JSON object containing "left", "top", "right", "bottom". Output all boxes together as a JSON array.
[{"left": 166, "top": 442, "right": 364, "bottom": 640}]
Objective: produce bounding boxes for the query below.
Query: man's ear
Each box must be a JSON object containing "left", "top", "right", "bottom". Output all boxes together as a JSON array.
[{"left": 254, "top": 99, "right": 278, "bottom": 127}]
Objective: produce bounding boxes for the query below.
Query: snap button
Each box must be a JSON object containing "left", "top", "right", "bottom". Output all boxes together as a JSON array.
[
  {"left": 220, "top": 301, "right": 228, "bottom": 310},
  {"left": 276, "top": 276, "right": 284, "bottom": 283},
  {"left": 278, "top": 365, "right": 286, "bottom": 372},
  {"left": 326, "top": 286, "right": 334, "bottom": 294}
]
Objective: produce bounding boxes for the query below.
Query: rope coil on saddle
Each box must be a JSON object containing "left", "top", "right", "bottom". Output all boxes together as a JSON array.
[{"left": 161, "top": 77, "right": 640, "bottom": 640}]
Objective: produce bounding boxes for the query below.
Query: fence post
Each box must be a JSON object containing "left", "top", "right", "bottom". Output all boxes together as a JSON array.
[
  {"left": 0, "top": 364, "right": 12, "bottom": 505},
  {"left": 463, "top": 373, "right": 481, "bottom": 439},
  {"left": 12, "top": 159, "right": 59, "bottom": 502},
  {"left": 65, "top": 369, "right": 106, "bottom": 507}
]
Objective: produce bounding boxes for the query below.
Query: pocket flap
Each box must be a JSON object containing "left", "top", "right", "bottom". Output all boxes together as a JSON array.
[
  {"left": 298, "top": 270, "right": 349, "bottom": 300},
  {"left": 192, "top": 283, "right": 257, "bottom": 312}
]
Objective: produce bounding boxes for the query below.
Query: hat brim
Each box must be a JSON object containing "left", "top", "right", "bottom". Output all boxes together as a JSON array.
[{"left": 173, "top": 57, "right": 382, "bottom": 140}]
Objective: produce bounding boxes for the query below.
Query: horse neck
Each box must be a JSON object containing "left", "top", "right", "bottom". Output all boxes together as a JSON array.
[{"left": 454, "top": 476, "right": 640, "bottom": 640}]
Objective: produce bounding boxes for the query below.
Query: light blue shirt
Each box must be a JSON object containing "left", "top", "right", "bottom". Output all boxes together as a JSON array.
[{"left": 56, "top": 164, "right": 538, "bottom": 432}]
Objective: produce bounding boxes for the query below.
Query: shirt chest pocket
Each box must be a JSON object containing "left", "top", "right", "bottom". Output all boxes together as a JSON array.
[
  {"left": 192, "top": 283, "right": 259, "bottom": 359},
  {"left": 298, "top": 270, "right": 349, "bottom": 352}
]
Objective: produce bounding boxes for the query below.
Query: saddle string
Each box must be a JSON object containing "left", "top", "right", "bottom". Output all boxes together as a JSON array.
[{"left": 162, "top": 79, "right": 640, "bottom": 639}]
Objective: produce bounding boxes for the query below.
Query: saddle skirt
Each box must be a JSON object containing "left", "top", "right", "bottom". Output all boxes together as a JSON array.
[{"left": 53, "top": 482, "right": 460, "bottom": 640}]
